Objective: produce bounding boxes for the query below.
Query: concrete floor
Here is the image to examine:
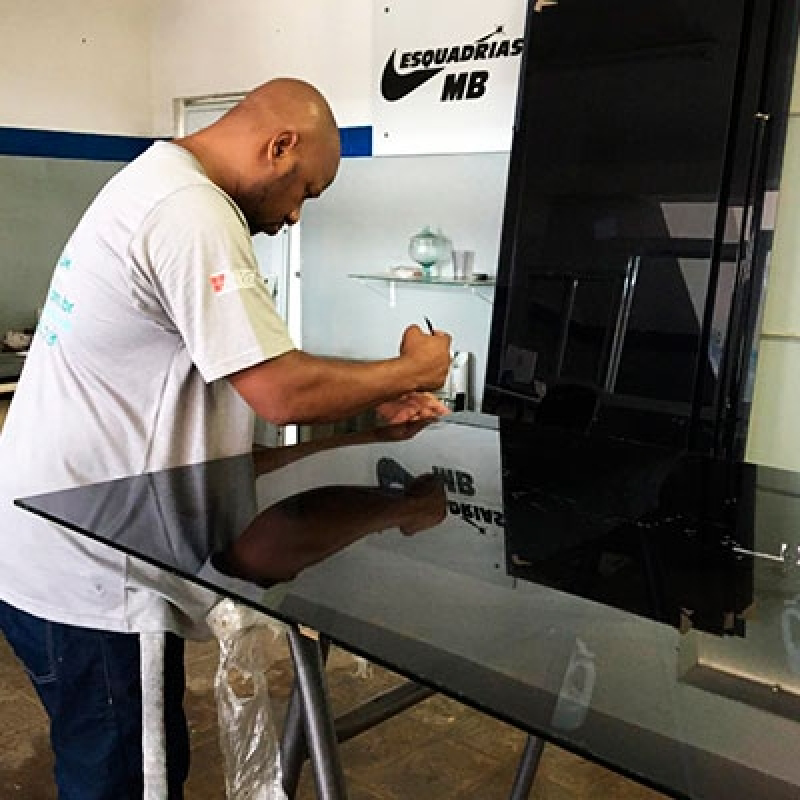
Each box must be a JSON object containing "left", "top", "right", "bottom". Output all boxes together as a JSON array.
[{"left": 0, "top": 628, "right": 670, "bottom": 799}]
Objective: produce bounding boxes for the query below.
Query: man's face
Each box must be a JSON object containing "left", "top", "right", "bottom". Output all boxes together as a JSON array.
[{"left": 238, "top": 136, "right": 340, "bottom": 236}]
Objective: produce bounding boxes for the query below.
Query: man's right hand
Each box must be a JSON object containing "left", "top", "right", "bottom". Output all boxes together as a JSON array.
[
  {"left": 399, "top": 324, "right": 452, "bottom": 391},
  {"left": 398, "top": 473, "right": 447, "bottom": 536}
]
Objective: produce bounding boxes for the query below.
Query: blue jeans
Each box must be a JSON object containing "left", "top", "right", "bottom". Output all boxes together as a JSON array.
[{"left": 0, "top": 599, "right": 189, "bottom": 799}]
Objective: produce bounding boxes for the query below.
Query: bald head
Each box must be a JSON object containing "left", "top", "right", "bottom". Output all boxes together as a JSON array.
[
  {"left": 177, "top": 77, "right": 341, "bottom": 235},
  {"left": 233, "top": 78, "right": 339, "bottom": 143}
]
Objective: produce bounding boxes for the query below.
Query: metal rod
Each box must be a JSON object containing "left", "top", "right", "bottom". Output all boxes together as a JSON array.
[
  {"left": 604, "top": 256, "right": 640, "bottom": 392},
  {"left": 282, "top": 676, "right": 434, "bottom": 796},
  {"left": 280, "top": 688, "right": 306, "bottom": 798},
  {"left": 554, "top": 278, "right": 578, "bottom": 378},
  {"left": 335, "top": 682, "right": 436, "bottom": 743},
  {"left": 281, "top": 637, "right": 331, "bottom": 797},
  {"left": 509, "top": 735, "right": 545, "bottom": 800},
  {"left": 286, "top": 627, "right": 348, "bottom": 800}
]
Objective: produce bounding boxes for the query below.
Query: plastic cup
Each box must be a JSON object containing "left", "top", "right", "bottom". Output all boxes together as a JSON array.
[{"left": 452, "top": 250, "right": 475, "bottom": 281}]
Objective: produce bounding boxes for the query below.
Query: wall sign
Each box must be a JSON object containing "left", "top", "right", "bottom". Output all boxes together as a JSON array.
[{"left": 373, "top": 1, "right": 528, "bottom": 155}]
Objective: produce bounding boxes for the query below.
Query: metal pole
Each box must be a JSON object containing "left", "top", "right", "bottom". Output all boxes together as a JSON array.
[
  {"left": 334, "top": 682, "right": 435, "bottom": 743},
  {"left": 555, "top": 278, "right": 578, "bottom": 378},
  {"left": 604, "top": 256, "right": 640, "bottom": 392},
  {"left": 509, "top": 735, "right": 545, "bottom": 800},
  {"left": 285, "top": 627, "right": 348, "bottom": 800},
  {"left": 280, "top": 637, "right": 331, "bottom": 797},
  {"left": 280, "top": 687, "right": 306, "bottom": 798}
]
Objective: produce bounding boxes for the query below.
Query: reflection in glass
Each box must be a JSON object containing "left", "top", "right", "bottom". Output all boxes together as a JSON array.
[{"left": 215, "top": 474, "right": 446, "bottom": 587}]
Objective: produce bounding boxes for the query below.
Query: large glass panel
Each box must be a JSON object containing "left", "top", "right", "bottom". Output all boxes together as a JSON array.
[{"left": 484, "top": 0, "right": 796, "bottom": 456}]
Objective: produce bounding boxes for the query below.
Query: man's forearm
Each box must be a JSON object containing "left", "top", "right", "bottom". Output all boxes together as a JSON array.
[{"left": 230, "top": 349, "right": 421, "bottom": 425}]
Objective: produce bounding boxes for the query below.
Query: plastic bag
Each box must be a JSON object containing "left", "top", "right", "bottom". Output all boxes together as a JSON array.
[{"left": 206, "top": 598, "right": 288, "bottom": 800}]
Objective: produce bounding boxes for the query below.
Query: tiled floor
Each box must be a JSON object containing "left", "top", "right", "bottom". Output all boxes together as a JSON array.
[{"left": 0, "top": 628, "right": 669, "bottom": 799}]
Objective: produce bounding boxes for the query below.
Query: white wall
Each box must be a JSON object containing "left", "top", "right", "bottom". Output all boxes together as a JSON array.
[
  {"left": 150, "top": 0, "right": 373, "bottom": 135},
  {"left": 0, "top": 0, "right": 373, "bottom": 136},
  {"left": 0, "top": 1, "right": 155, "bottom": 331},
  {"left": 301, "top": 154, "right": 509, "bottom": 407},
  {"left": 746, "top": 73, "right": 800, "bottom": 471},
  {"left": 0, "top": 0, "right": 154, "bottom": 134}
]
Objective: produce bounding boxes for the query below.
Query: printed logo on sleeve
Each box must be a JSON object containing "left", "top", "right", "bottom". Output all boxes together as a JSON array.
[{"left": 209, "top": 269, "right": 259, "bottom": 296}]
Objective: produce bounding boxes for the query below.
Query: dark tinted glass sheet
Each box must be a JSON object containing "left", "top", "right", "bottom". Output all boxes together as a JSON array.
[
  {"left": 16, "top": 416, "right": 800, "bottom": 799},
  {"left": 483, "top": 0, "right": 798, "bottom": 456}
]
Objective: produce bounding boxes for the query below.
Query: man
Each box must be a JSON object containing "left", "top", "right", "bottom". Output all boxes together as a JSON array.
[{"left": 0, "top": 77, "right": 452, "bottom": 798}]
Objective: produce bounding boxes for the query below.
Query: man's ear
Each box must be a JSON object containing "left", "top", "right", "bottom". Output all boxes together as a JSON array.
[{"left": 270, "top": 131, "right": 299, "bottom": 163}]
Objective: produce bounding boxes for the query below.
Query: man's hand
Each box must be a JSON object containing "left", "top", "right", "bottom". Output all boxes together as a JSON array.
[
  {"left": 398, "top": 473, "right": 448, "bottom": 536},
  {"left": 400, "top": 324, "right": 452, "bottom": 391},
  {"left": 229, "top": 325, "right": 453, "bottom": 427},
  {"left": 376, "top": 392, "right": 450, "bottom": 426}
]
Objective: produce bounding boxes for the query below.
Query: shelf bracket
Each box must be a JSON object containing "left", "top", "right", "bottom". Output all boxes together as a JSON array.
[
  {"left": 469, "top": 285, "right": 495, "bottom": 305},
  {"left": 352, "top": 277, "right": 397, "bottom": 307}
]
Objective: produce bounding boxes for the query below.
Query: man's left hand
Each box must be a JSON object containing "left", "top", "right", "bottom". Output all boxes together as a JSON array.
[{"left": 376, "top": 392, "right": 450, "bottom": 426}]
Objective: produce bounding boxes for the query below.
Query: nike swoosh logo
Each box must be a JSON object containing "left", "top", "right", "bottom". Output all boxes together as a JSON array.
[{"left": 381, "top": 50, "right": 445, "bottom": 102}]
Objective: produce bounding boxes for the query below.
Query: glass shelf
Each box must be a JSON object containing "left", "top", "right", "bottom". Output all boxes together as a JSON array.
[
  {"left": 349, "top": 272, "right": 495, "bottom": 287},
  {"left": 348, "top": 272, "right": 495, "bottom": 307}
]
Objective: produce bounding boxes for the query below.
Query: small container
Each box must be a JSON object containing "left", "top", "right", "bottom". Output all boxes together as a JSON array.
[{"left": 452, "top": 250, "right": 475, "bottom": 281}]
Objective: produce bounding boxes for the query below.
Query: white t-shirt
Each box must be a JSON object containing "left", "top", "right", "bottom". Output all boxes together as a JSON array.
[{"left": 0, "top": 142, "right": 295, "bottom": 633}]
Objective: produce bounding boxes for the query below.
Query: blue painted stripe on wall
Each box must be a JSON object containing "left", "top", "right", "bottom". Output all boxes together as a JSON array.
[
  {"left": 0, "top": 125, "right": 374, "bottom": 161},
  {"left": 0, "top": 127, "right": 157, "bottom": 161},
  {"left": 339, "top": 125, "right": 372, "bottom": 157}
]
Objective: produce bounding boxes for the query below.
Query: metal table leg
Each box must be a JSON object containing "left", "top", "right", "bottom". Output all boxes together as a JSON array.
[
  {"left": 285, "top": 626, "right": 348, "bottom": 800},
  {"left": 334, "top": 682, "right": 435, "bottom": 743},
  {"left": 280, "top": 690, "right": 306, "bottom": 798},
  {"left": 281, "top": 636, "right": 434, "bottom": 796},
  {"left": 281, "top": 637, "right": 331, "bottom": 797},
  {"left": 281, "top": 626, "right": 542, "bottom": 800},
  {"left": 509, "top": 735, "right": 545, "bottom": 800}
]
